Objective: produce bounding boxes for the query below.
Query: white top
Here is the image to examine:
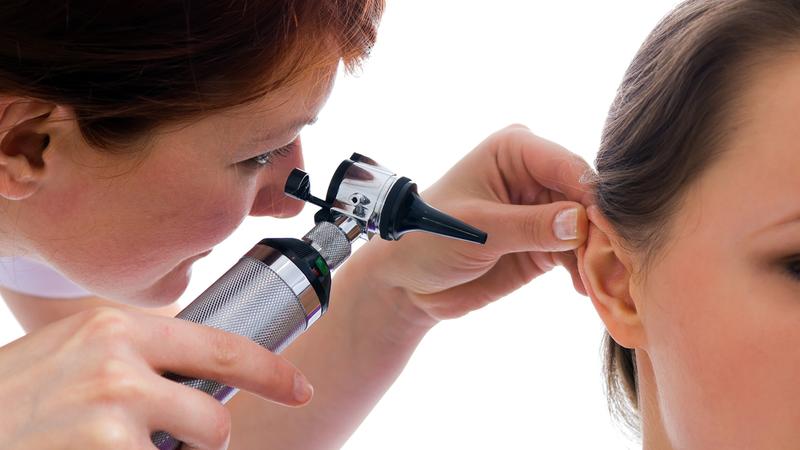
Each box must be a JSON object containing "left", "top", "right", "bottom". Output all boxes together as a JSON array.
[{"left": 0, "top": 256, "right": 92, "bottom": 298}]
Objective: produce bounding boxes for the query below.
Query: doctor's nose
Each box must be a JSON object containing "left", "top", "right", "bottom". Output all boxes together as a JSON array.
[{"left": 248, "top": 137, "right": 306, "bottom": 218}]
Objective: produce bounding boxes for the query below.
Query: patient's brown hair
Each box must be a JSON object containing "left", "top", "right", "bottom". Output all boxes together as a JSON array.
[
  {"left": 594, "top": 0, "right": 800, "bottom": 434},
  {"left": 0, "top": 0, "right": 383, "bottom": 151}
]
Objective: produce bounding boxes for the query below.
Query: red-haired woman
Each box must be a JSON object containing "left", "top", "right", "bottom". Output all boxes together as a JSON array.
[{"left": 0, "top": 1, "right": 589, "bottom": 448}]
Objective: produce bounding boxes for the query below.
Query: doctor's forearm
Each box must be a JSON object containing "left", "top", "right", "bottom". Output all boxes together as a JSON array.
[{"left": 226, "top": 246, "right": 438, "bottom": 449}]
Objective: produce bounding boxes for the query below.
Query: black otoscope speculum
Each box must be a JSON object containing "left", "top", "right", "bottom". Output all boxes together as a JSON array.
[{"left": 152, "top": 154, "right": 487, "bottom": 449}]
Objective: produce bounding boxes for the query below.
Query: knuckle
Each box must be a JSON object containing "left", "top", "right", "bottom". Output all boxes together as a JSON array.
[
  {"left": 484, "top": 126, "right": 538, "bottom": 159},
  {"left": 521, "top": 211, "right": 547, "bottom": 247},
  {"left": 78, "top": 307, "right": 133, "bottom": 345},
  {"left": 208, "top": 330, "right": 242, "bottom": 370},
  {"left": 504, "top": 122, "right": 531, "bottom": 132},
  {"left": 90, "top": 360, "right": 146, "bottom": 405},
  {"left": 82, "top": 414, "right": 134, "bottom": 448},
  {"left": 495, "top": 123, "right": 534, "bottom": 144},
  {"left": 208, "top": 406, "right": 232, "bottom": 448}
]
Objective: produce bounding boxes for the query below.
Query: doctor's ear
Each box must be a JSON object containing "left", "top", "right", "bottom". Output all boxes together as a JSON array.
[
  {"left": 576, "top": 206, "right": 646, "bottom": 350},
  {"left": 0, "top": 98, "right": 75, "bottom": 200}
]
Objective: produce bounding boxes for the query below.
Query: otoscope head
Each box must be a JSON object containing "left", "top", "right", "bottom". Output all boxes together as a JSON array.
[{"left": 284, "top": 154, "right": 487, "bottom": 245}]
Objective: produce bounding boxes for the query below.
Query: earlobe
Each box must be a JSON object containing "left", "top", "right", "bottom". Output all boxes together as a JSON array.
[
  {"left": 0, "top": 99, "right": 67, "bottom": 200},
  {"left": 577, "top": 206, "right": 645, "bottom": 349}
]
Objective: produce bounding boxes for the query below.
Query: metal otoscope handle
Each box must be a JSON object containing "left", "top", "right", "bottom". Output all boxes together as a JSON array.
[
  {"left": 151, "top": 218, "right": 358, "bottom": 449},
  {"left": 151, "top": 153, "right": 486, "bottom": 449}
]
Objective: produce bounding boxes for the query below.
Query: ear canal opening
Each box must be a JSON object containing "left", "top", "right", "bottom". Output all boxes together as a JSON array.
[{"left": 3, "top": 130, "right": 49, "bottom": 168}]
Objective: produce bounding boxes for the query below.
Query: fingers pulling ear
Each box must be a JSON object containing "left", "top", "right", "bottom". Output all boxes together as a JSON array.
[
  {"left": 0, "top": 99, "right": 67, "bottom": 200},
  {"left": 576, "top": 206, "right": 645, "bottom": 349}
]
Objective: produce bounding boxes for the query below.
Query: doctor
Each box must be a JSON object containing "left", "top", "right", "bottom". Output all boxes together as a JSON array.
[{"left": 0, "top": 1, "right": 591, "bottom": 448}]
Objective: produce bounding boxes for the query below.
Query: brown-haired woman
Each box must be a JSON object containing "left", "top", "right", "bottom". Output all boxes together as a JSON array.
[
  {"left": 0, "top": 1, "right": 590, "bottom": 448},
  {"left": 579, "top": 0, "right": 800, "bottom": 448}
]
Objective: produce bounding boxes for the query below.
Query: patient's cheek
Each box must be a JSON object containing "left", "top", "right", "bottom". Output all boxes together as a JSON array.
[
  {"left": 638, "top": 261, "right": 713, "bottom": 438},
  {"left": 638, "top": 239, "right": 786, "bottom": 446}
]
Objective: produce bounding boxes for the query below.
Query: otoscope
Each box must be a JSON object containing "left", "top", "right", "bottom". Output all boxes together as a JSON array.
[{"left": 151, "top": 153, "right": 487, "bottom": 449}]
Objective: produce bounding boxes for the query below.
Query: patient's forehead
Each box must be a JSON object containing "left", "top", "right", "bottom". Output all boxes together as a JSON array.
[{"left": 679, "top": 52, "right": 800, "bottom": 240}]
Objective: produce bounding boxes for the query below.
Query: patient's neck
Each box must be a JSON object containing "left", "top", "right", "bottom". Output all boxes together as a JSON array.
[{"left": 637, "top": 350, "right": 673, "bottom": 450}]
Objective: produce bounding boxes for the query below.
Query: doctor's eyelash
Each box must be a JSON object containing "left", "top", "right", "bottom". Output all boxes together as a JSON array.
[{"left": 246, "top": 141, "right": 297, "bottom": 168}]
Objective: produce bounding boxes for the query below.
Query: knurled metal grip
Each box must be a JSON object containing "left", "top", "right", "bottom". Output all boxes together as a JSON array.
[
  {"left": 151, "top": 251, "right": 318, "bottom": 449},
  {"left": 151, "top": 220, "right": 354, "bottom": 449},
  {"left": 303, "top": 219, "right": 354, "bottom": 270}
]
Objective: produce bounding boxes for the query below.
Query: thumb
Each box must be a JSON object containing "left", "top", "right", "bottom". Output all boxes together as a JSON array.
[{"left": 483, "top": 201, "right": 588, "bottom": 254}]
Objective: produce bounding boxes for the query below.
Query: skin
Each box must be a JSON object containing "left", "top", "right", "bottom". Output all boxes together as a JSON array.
[
  {"left": 579, "top": 52, "right": 800, "bottom": 449},
  {"left": 0, "top": 65, "right": 334, "bottom": 306},
  {"left": 199, "top": 124, "right": 594, "bottom": 449},
  {"left": 0, "top": 49, "right": 592, "bottom": 447}
]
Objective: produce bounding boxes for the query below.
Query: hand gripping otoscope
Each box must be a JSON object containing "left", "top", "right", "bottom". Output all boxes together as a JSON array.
[{"left": 151, "top": 153, "right": 487, "bottom": 449}]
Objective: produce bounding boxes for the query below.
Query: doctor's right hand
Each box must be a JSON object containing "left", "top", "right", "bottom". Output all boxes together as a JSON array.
[{"left": 0, "top": 307, "right": 312, "bottom": 450}]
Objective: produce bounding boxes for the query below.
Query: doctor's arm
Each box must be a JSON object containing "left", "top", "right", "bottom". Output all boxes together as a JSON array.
[{"left": 1, "top": 126, "right": 591, "bottom": 450}]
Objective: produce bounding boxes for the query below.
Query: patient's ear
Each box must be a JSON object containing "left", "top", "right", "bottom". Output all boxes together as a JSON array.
[
  {"left": 0, "top": 97, "right": 75, "bottom": 200},
  {"left": 576, "top": 206, "right": 645, "bottom": 349}
]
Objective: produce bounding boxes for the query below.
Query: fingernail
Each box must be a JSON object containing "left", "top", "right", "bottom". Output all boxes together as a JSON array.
[
  {"left": 553, "top": 208, "right": 578, "bottom": 241},
  {"left": 294, "top": 372, "right": 314, "bottom": 403}
]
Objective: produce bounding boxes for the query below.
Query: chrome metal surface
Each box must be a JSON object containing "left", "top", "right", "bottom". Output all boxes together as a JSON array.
[
  {"left": 302, "top": 221, "right": 352, "bottom": 270},
  {"left": 245, "top": 245, "right": 321, "bottom": 323},
  {"left": 335, "top": 215, "right": 364, "bottom": 242},
  {"left": 329, "top": 160, "right": 399, "bottom": 236},
  {"left": 152, "top": 255, "right": 311, "bottom": 449}
]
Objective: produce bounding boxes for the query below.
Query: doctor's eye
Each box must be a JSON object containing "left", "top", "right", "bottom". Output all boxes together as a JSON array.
[
  {"left": 784, "top": 257, "right": 800, "bottom": 281},
  {"left": 243, "top": 140, "right": 297, "bottom": 169}
]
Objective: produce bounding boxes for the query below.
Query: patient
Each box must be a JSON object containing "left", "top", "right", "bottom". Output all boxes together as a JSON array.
[{"left": 577, "top": 0, "right": 800, "bottom": 448}]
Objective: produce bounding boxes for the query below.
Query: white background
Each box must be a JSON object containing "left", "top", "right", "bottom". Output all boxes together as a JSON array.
[{"left": 0, "top": 1, "right": 682, "bottom": 449}]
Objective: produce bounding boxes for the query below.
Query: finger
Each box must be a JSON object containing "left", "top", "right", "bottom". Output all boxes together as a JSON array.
[
  {"left": 146, "top": 371, "right": 233, "bottom": 450},
  {"left": 4, "top": 412, "right": 137, "bottom": 450},
  {"left": 416, "top": 251, "right": 554, "bottom": 320},
  {"left": 477, "top": 200, "right": 588, "bottom": 254},
  {"left": 132, "top": 316, "right": 313, "bottom": 407},
  {"left": 553, "top": 251, "right": 588, "bottom": 296},
  {"left": 495, "top": 126, "right": 596, "bottom": 205}
]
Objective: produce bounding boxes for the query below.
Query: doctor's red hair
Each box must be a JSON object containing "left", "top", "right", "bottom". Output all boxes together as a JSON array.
[{"left": 0, "top": 0, "right": 384, "bottom": 150}]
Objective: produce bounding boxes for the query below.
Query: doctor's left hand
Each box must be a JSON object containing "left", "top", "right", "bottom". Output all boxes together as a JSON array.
[{"left": 356, "top": 125, "right": 593, "bottom": 322}]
